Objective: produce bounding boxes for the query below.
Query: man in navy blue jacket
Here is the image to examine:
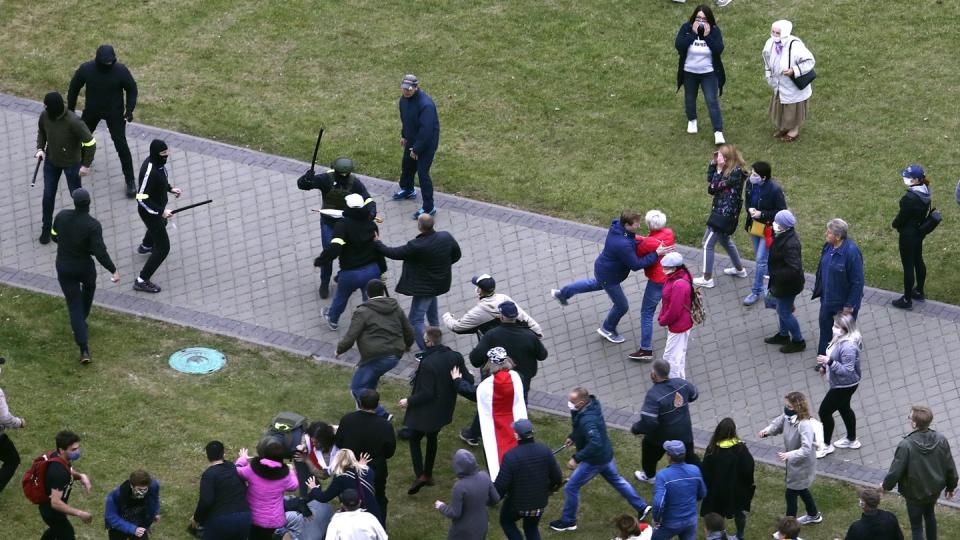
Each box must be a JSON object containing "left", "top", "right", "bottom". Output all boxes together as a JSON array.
[
  {"left": 811, "top": 218, "right": 864, "bottom": 355},
  {"left": 495, "top": 419, "right": 563, "bottom": 540},
  {"left": 393, "top": 74, "right": 440, "bottom": 220},
  {"left": 552, "top": 210, "right": 672, "bottom": 344},
  {"left": 651, "top": 440, "right": 706, "bottom": 540},
  {"left": 104, "top": 470, "right": 160, "bottom": 539}
]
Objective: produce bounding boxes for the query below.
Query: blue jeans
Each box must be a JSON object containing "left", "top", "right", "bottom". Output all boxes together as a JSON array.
[
  {"left": 327, "top": 263, "right": 380, "bottom": 324},
  {"left": 559, "top": 277, "right": 629, "bottom": 334},
  {"left": 318, "top": 220, "right": 335, "bottom": 287},
  {"left": 42, "top": 161, "right": 82, "bottom": 229},
  {"left": 350, "top": 355, "right": 400, "bottom": 418},
  {"left": 683, "top": 71, "right": 723, "bottom": 132},
  {"left": 202, "top": 511, "right": 251, "bottom": 540},
  {"left": 400, "top": 148, "right": 436, "bottom": 212},
  {"left": 640, "top": 281, "right": 664, "bottom": 350},
  {"left": 750, "top": 235, "right": 769, "bottom": 296},
  {"left": 775, "top": 294, "right": 804, "bottom": 341},
  {"left": 817, "top": 304, "right": 860, "bottom": 355},
  {"left": 651, "top": 519, "right": 698, "bottom": 540},
  {"left": 409, "top": 296, "right": 439, "bottom": 350},
  {"left": 560, "top": 459, "right": 647, "bottom": 523}
]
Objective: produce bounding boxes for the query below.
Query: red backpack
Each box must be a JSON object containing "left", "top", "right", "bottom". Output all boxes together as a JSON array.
[{"left": 22, "top": 451, "right": 70, "bottom": 505}]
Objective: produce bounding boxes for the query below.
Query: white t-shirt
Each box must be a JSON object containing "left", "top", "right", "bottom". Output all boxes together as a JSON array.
[{"left": 684, "top": 39, "right": 714, "bottom": 74}]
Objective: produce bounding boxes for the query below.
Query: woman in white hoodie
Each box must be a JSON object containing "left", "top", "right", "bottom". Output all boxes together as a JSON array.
[{"left": 762, "top": 20, "right": 816, "bottom": 142}]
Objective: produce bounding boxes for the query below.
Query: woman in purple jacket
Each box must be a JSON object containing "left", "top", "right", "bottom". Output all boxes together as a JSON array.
[{"left": 235, "top": 438, "right": 298, "bottom": 540}]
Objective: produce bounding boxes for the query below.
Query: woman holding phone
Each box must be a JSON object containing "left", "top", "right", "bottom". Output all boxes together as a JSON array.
[
  {"left": 693, "top": 145, "right": 748, "bottom": 289},
  {"left": 675, "top": 4, "right": 727, "bottom": 145}
]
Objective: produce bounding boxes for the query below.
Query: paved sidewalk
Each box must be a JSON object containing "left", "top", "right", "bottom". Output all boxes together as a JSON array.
[{"left": 2, "top": 93, "right": 958, "bottom": 493}]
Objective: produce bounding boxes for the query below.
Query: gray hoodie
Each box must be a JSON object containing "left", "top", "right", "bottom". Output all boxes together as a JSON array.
[
  {"left": 437, "top": 450, "right": 500, "bottom": 540},
  {"left": 883, "top": 429, "right": 959, "bottom": 503},
  {"left": 0, "top": 388, "right": 24, "bottom": 433}
]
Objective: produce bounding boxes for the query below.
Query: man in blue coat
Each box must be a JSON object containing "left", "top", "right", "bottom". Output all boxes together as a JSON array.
[
  {"left": 393, "top": 74, "right": 441, "bottom": 220},
  {"left": 651, "top": 440, "right": 706, "bottom": 540},
  {"left": 811, "top": 218, "right": 864, "bottom": 356},
  {"left": 552, "top": 210, "right": 672, "bottom": 343},
  {"left": 104, "top": 470, "right": 160, "bottom": 539}
]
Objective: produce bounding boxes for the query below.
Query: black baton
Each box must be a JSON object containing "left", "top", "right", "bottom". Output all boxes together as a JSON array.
[
  {"left": 30, "top": 156, "right": 42, "bottom": 187},
  {"left": 170, "top": 199, "right": 213, "bottom": 215},
  {"left": 310, "top": 127, "right": 325, "bottom": 174}
]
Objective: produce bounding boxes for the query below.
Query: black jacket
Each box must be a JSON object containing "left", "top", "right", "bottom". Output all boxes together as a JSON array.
[
  {"left": 892, "top": 189, "right": 931, "bottom": 237},
  {"left": 52, "top": 208, "right": 116, "bottom": 273},
  {"left": 494, "top": 438, "right": 563, "bottom": 511},
  {"left": 699, "top": 442, "right": 755, "bottom": 517},
  {"left": 403, "top": 345, "right": 467, "bottom": 433},
  {"left": 335, "top": 410, "right": 396, "bottom": 479},
  {"left": 296, "top": 171, "right": 376, "bottom": 224},
  {"left": 136, "top": 156, "right": 171, "bottom": 216},
  {"left": 376, "top": 230, "right": 461, "bottom": 297},
  {"left": 743, "top": 179, "right": 787, "bottom": 230},
  {"left": 844, "top": 509, "right": 904, "bottom": 540},
  {"left": 307, "top": 468, "right": 382, "bottom": 525},
  {"left": 317, "top": 207, "right": 386, "bottom": 272},
  {"left": 675, "top": 22, "right": 726, "bottom": 95},
  {"left": 193, "top": 461, "right": 249, "bottom": 525},
  {"left": 67, "top": 45, "right": 137, "bottom": 117},
  {"left": 768, "top": 227, "right": 804, "bottom": 298},
  {"left": 469, "top": 322, "right": 547, "bottom": 382}
]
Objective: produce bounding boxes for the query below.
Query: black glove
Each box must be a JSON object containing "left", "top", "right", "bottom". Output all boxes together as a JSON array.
[
  {"left": 313, "top": 256, "right": 323, "bottom": 268},
  {"left": 124, "top": 112, "right": 133, "bottom": 123}
]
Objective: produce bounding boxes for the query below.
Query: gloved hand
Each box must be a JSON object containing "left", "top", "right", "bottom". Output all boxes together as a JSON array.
[
  {"left": 313, "top": 256, "right": 323, "bottom": 268},
  {"left": 125, "top": 111, "right": 134, "bottom": 123}
]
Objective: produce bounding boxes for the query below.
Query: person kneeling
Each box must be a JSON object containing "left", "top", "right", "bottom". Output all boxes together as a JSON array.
[{"left": 105, "top": 470, "right": 160, "bottom": 539}]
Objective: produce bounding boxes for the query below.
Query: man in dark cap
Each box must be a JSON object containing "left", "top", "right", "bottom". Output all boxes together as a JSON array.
[
  {"left": 649, "top": 440, "right": 706, "bottom": 538},
  {"left": 52, "top": 188, "right": 120, "bottom": 363},
  {"left": 469, "top": 301, "right": 547, "bottom": 400},
  {"left": 325, "top": 488, "right": 387, "bottom": 539},
  {"left": 495, "top": 419, "right": 563, "bottom": 540},
  {"left": 392, "top": 74, "right": 441, "bottom": 220},
  {"left": 36, "top": 91, "right": 97, "bottom": 245},
  {"left": 443, "top": 274, "right": 543, "bottom": 339},
  {"left": 67, "top": 44, "right": 139, "bottom": 198},
  {"left": 134, "top": 139, "right": 182, "bottom": 294}
]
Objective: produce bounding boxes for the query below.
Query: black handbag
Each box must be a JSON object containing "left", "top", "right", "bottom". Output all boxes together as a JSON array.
[
  {"left": 918, "top": 207, "right": 942, "bottom": 236},
  {"left": 788, "top": 41, "right": 817, "bottom": 89}
]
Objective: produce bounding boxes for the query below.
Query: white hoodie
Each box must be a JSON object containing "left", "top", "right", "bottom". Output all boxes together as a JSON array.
[{"left": 762, "top": 20, "right": 816, "bottom": 104}]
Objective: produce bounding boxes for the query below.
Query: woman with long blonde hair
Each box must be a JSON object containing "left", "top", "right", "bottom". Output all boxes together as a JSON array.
[
  {"left": 693, "top": 144, "right": 748, "bottom": 289},
  {"left": 305, "top": 448, "right": 383, "bottom": 526}
]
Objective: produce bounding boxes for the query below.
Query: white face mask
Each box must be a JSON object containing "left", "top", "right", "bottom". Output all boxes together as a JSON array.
[
  {"left": 832, "top": 326, "right": 844, "bottom": 338},
  {"left": 749, "top": 174, "right": 762, "bottom": 185},
  {"left": 903, "top": 176, "right": 914, "bottom": 187},
  {"left": 567, "top": 401, "right": 578, "bottom": 411},
  {"left": 772, "top": 223, "right": 784, "bottom": 234}
]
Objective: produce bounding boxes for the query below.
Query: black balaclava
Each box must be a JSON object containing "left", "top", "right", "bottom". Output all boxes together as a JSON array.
[
  {"left": 149, "top": 139, "right": 168, "bottom": 166},
  {"left": 44, "top": 92, "right": 65, "bottom": 120},
  {"left": 72, "top": 188, "right": 91, "bottom": 212},
  {"left": 95, "top": 44, "right": 116, "bottom": 73}
]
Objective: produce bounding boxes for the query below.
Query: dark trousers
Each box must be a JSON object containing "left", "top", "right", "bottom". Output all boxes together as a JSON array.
[
  {"left": 202, "top": 511, "right": 252, "bottom": 540},
  {"left": 899, "top": 233, "right": 926, "bottom": 300},
  {"left": 41, "top": 161, "right": 82, "bottom": 230},
  {"left": 56, "top": 263, "right": 97, "bottom": 347},
  {"left": 40, "top": 504, "right": 75, "bottom": 540},
  {"left": 318, "top": 219, "right": 335, "bottom": 287},
  {"left": 732, "top": 511, "right": 747, "bottom": 539},
  {"left": 906, "top": 500, "right": 937, "bottom": 540},
  {"left": 81, "top": 111, "right": 135, "bottom": 184},
  {"left": 108, "top": 530, "right": 149, "bottom": 540},
  {"left": 818, "top": 385, "right": 858, "bottom": 444},
  {"left": 640, "top": 436, "right": 700, "bottom": 477},
  {"left": 399, "top": 147, "right": 436, "bottom": 212},
  {"left": 409, "top": 430, "right": 439, "bottom": 478},
  {"left": 138, "top": 207, "right": 170, "bottom": 281},
  {"left": 374, "top": 468, "right": 389, "bottom": 529},
  {"left": 682, "top": 71, "right": 723, "bottom": 132},
  {"left": 248, "top": 525, "right": 276, "bottom": 540},
  {"left": 0, "top": 433, "right": 21, "bottom": 493},
  {"left": 817, "top": 304, "right": 860, "bottom": 355},
  {"left": 785, "top": 488, "right": 818, "bottom": 517},
  {"left": 500, "top": 499, "right": 542, "bottom": 540}
]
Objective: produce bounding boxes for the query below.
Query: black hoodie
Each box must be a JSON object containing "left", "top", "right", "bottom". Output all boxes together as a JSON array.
[
  {"left": 136, "top": 140, "right": 171, "bottom": 216},
  {"left": 891, "top": 185, "right": 932, "bottom": 235},
  {"left": 67, "top": 45, "right": 138, "bottom": 117},
  {"left": 316, "top": 205, "right": 386, "bottom": 272}
]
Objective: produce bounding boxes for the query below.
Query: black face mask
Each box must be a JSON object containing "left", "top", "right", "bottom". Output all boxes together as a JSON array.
[
  {"left": 149, "top": 139, "right": 168, "bottom": 166},
  {"left": 44, "top": 92, "right": 65, "bottom": 120},
  {"left": 784, "top": 406, "right": 796, "bottom": 418},
  {"left": 96, "top": 61, "right": 115, "bottom": 73},
  {"left": 154, "top": 154, "right": 168, "bottom": 166}
]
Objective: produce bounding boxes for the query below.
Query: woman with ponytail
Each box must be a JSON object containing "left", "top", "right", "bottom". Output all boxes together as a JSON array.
[{"left": 892, "top": 164, "right": 933, "bottom": 310}]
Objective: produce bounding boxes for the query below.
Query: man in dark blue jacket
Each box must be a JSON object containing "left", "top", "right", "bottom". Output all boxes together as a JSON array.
[
  {"left": 651, "top": 440, "right": 706, "bottom": 539},
  {"left": 811, "top": 218, "right": 864, "bottom": 355},
  {"left": 549, "top": 387, "right": 650, "bottom": 532},
  {"left": 495, "top": 419, "right": 562, "bottom": 540},
  {"left": 393, "top": 74, "right": 440, "bottom": 220},
  {"left": 552, "top": 210, "right": 672, "bottom": 344},
  {"left": 104, "top": 470, "right": 160, "bottom": 539}
]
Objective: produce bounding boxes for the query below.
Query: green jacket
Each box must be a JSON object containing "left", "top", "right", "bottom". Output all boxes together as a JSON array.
[
  {"left": 337, "top": 296, "right": 414, "bottom": 364},
  {"left": 882, "top": 429, "right": 958, "bottom": 503},
  {"left": 37, "top": 111, "right": 96, "bottom": 168}
]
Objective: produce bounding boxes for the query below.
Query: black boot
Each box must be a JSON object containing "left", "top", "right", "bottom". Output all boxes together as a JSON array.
[
  {"left": 780, "top": 340, "right": 806, "bottom": 354},
  {"left": 892, "top": 297, "right": 913, "bottom": 310},
  {"left": 764, "top": 333, "right": 790, "bottom": 345}
]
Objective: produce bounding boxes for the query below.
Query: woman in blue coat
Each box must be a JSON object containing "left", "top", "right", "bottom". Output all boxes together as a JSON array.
[{"left": 676, "top": 4, "right": 727, "bottom": 145}]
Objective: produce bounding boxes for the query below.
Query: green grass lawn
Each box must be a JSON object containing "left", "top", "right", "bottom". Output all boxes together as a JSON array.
[
  {"left": 2, "top": 1, "right": 959, "bottom": 303},
  {"left": 1, "top": 284, "right": 959, "bottom": 539}
]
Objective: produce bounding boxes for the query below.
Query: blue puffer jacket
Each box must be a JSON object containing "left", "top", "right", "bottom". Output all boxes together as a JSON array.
[
  {"left": 399, "top": 89, "right": 440, "bottom": 156},
  {"left": 594, "top": 220, "right": 656, "bottom": 285},
  {"left": 568, "top": 396, "right": 614, "bottom": 466},
  {"left": 811, "top": 239, "right": 865, "bottom": 309},
  {"left": 652, "top": 462, "right": 706, "bottom": 526},
  {"left": 104, "top": 480, "right": 161, "bottom": 535}
]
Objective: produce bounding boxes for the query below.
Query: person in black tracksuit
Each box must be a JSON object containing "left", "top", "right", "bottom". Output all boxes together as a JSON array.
[
  {"left": 891, "top": 165, "right": 932, "bottom": 310},
  {"left": 52, "top": 188, "right": 119, "bottom": 363},
  {"left": 67, "top": 44, "right": 139, "bottom": 197},
  {"left": 134, "top": 140, "right": 182, "bottom": 294}
]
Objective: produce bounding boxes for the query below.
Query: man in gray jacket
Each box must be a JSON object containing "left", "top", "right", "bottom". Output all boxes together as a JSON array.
[
  {"left": 882, "top": 405, "right": 958, "bottom": 540},
  {"left": 0, "top": 357, "right": 25, "bottom": 494},
  {"left": 443, "top": 274, "right": 542, "bottom": 338},
  {"left": 337, "top": 279, "right": 415, "bottom": 419}
]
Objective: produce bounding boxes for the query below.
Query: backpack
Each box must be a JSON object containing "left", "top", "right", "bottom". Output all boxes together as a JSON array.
[
  {"left": 22, "top": 451, "right": 69, "bottom": 505},
  {"left": 688, "top": 283, "right": 707, "bottom": 326},
  {"left": 264, "top": 411, "right": 308, "bottom": 459}
]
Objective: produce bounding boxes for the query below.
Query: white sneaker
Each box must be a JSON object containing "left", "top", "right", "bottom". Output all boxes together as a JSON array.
[
  {"left": 687, "top": 120, "right": 698, "bottom": 134},
  {"left": 816, "top": 444, "right": 835, "bottom": 459},
  {"left": 771, "top": 533, "right": 781, "bottom": 540},
  {"left": 634, "top": 470, "right": 655, "bottom": 484},
  {"left": 672, "top": 0, "right": 687, "bottom": 3},
  {"left": 797, "top": 512, "right": 823, "bottom": 524},
  {"left": 714, "top": 131, "right": 726, "bottom": 145},
  {"left": 693, "top": 276, "right": 715, "bottom": 288},
  {"left": 597, "top": 327, "right": 625, "bottom": 344},
  {"left": 716, "top": 0, "right": 733, "bottom": 6},
  {"left": 723, "top": 267, "right": 748, "bottom": 278},
  {"left": 833, "top": 438, "right": 862, "bottom": 449}
]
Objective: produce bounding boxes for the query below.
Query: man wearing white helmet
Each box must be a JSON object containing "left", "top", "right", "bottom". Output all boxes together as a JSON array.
[{"left": 658, "top": 252, "right": 694, "bottom": 379}]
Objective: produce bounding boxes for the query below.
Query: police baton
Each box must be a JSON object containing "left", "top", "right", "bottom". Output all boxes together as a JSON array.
[
  {"left": 30, "top": 155, "right": 43, "bottom": 187},
  {"left": 170, "top": 199, "right": 213, "bottom": 215},
  {"left": 310, "top": 127, "right": 325, "bottom": 174},
  {"left": 552, "top": 442, "right": 572, "bottom": 455}
]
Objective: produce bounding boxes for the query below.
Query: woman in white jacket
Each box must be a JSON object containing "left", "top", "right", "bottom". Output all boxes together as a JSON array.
[{"left": 762, "top": 20, "right": 815, "bottom": 142}]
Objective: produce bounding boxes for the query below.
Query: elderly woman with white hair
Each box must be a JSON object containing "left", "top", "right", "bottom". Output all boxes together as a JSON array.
[
  {"left": 762, "top": 20, "right": 816, "bottom": 142},
  {"left": 628, "top": 210, "right": 676, "bottom": 362}
]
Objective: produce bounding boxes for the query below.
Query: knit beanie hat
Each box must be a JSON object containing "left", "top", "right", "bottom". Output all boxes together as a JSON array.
[{"left": 774, "top": 209, "right": 797, "bottom": 229}]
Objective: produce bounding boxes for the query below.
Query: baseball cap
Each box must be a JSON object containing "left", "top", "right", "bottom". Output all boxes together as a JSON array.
[
  {"left": 345, "top": 193, "right": 365, "bottom": 208},
  {"left": 339, "top": 488, "right": 360, "bottom": 508},
  {"left": 661, "top": 252, "right": 683, "bottom": 267},
  {"left": 498, "top": 301, "right": 519, "bottom": 318},
  {"left": 663, "top": 440, "right": 686, "bottom": 458},
  {"left": 401, "top": 74, "right": 419, "bottom": 90},
  {"left": 513, "top": 419, "right": 534, "bottom": 437},
  {"left": 902, "top": 164, "right": 925, "bottom": 179},
  {"left": 471, "top": 274, "right": 496, "bottom": 291}
]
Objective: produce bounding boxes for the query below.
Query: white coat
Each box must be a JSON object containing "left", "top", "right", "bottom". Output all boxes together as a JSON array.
[{"left": 762, "top": 20, "right": 816, "bottom": 105}]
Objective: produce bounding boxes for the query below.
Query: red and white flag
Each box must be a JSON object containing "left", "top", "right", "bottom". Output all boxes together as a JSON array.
[{"left": 477, "top": 369, "right": 527, "bottom": 480}]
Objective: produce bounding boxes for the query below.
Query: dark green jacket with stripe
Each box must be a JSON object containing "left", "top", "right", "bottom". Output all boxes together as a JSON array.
[{"left": 36, "top": 110, "right": 96, "bottom": 168}]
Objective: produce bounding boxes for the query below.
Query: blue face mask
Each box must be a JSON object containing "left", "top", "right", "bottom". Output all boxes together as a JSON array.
[
  {"left": 66, "top": 450, "right": 81, "bottom": 462},
  {"left": 749, "top": 174, "right": 763, "bottom": 185}
]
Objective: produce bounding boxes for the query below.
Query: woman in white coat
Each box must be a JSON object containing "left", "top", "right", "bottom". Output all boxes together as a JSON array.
[{"left": 762, "top": 20, "right": 815, "bottom": 142}]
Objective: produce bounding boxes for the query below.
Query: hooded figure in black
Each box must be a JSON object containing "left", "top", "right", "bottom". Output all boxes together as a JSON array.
[
  {"left": 67, "top": 44, "right": 139, "bottom": 197},
  {"left": 133, "top": 139, "right": 181, "bottom": 294}
]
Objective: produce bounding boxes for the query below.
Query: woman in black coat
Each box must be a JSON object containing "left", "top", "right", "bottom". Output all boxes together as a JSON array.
[
  {"left": 700, "top": 418, "right": 755, "bottom": 540},
  {"left": 675, "top": 4, "right": 726, "bottom": 144},
  {"left": 891, "top": 165, "right": 932, "bottom": 310},
  {"left": 765, "top": 209, "right": 805, "bottom": 353}
]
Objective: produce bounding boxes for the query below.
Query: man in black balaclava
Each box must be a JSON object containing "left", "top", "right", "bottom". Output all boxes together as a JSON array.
[
  {"left": 52, "top": 188, "right": 120, "bottom": 364},
  {"left": 67, "top": 44, "right": 139, "bottom": 198},
  {"left": 133, "top": 140, "right": 182, "bottom": 294}
]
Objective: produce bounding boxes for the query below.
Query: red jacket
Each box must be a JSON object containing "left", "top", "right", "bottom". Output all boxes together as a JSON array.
[
  {"left": 636, "top": 228, "right": 676, "bottom": 285},
  {"left": 659, "top": 267, "right": 693, "bottom": 333}
]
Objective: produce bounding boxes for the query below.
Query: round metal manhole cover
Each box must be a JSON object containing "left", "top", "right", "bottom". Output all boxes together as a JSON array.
[{"left": 169, "top": 347, "right": 226, "bottom": 374}]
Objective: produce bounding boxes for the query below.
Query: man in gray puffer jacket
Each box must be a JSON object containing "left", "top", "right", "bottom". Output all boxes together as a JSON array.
[{"left": 435, "top": 449, "right": 500, "bottom": 539}]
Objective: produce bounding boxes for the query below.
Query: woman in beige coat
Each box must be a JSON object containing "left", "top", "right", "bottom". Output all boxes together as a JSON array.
[{"left": 762, "top": 20, "right": 816, "bottom": 142}]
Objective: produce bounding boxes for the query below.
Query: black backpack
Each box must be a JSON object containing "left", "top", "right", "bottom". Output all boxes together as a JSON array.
[{"left": 264, "top": 411, "right": 308, "bottom": 459}]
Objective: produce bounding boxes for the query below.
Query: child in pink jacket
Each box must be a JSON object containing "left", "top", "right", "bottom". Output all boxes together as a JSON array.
[{"left": 235, "top": 439, "right": 299, "bottom": 539}]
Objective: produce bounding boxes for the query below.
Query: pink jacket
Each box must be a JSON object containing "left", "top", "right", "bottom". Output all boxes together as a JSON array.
[
  {"left": 235, "top": 456, "right": 298, "bottom": 528},
  {"left": 658, "top": 267, "right": 693, "bottom": 333}
]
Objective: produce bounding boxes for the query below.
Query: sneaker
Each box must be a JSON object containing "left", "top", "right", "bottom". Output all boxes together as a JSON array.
[
  {"left": 780, "top": 340, "right": 807, "bottom": 354},
  {"left": 627, "top": 349, "right": 654, "bottom": 362},
  {"left": 797, "top": 512, "right": 823, "bottom": 525},
  {"left": 80, "top": 348, "right": 92, "bottom": 365},
  {"left": 742, "top": 293, "right": 760, "bottom": 306},
  {"left": 385, "top": 413, "right": 394, "bottom": 423},
  {"left": 764, "top": 333, "right": 791, "bottom": 345},
  {"left": 551, "top": 289, "right": 569, "bottom": 306},
  {"left": 318, "top": 283, "right": 330, "bottom": 299},
  {"left": 137, "top": 244, "right": 153, "bottom": 254},
  {"left": 597, "top": 327, "right": 625, "bottom": 344},
  {"left": 392, "top": 188, "right": 417, "bottom": 200},
  {"left": 816, "top": 444, "right": 835, "bottom": 459},
  {"left": 693, "top": 276, "right": 715, "bottom": 288},
  {"left": 716, "top": 0, "right": 733, "bottom": 5},
  {"left": 133, "top": 279, "right": 161, "bottom": 293},
  {"left": 771, "top": 533, "right": 781, "bottom": 540},
  {"left": 634, "top": 470, "right": 655, "bottom": 484},
  {"left": 125, "top": 180, "right": 137, "bottom": 199},
  {"left": 686, "top": 119, "right": 698, "bottom": 133},
  {"left": 39, "top": 228, "right": 51, "bottom": 245},
  {"left": 321, "top": 307, "right": 338, "bottom": 330},
  {"left": 833, "top": 438, "right": 862, "bottom": 449},
  {"left": 912, "top": 289, "right": 926, "bottom": 302},
  {"left": 549, "top": 519, "right": 577, "bottom": 532},
  {"left": 639, "top": 505, "right": 653, "bottom": 521},
  {"left": 459, "top": 428, "right": 480, "bottom": 447},
  {"left": 723, "top": 267, "right": 748, "bottom": 278},
  {"left": 412, "top": 207, "right": 437, "bottom": 220},
  {"left": 714, "top": 131, "right": 726, "bottom": 145},
  {"left": 892, "top": 297, "right": 913, "bottom": 310}
]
